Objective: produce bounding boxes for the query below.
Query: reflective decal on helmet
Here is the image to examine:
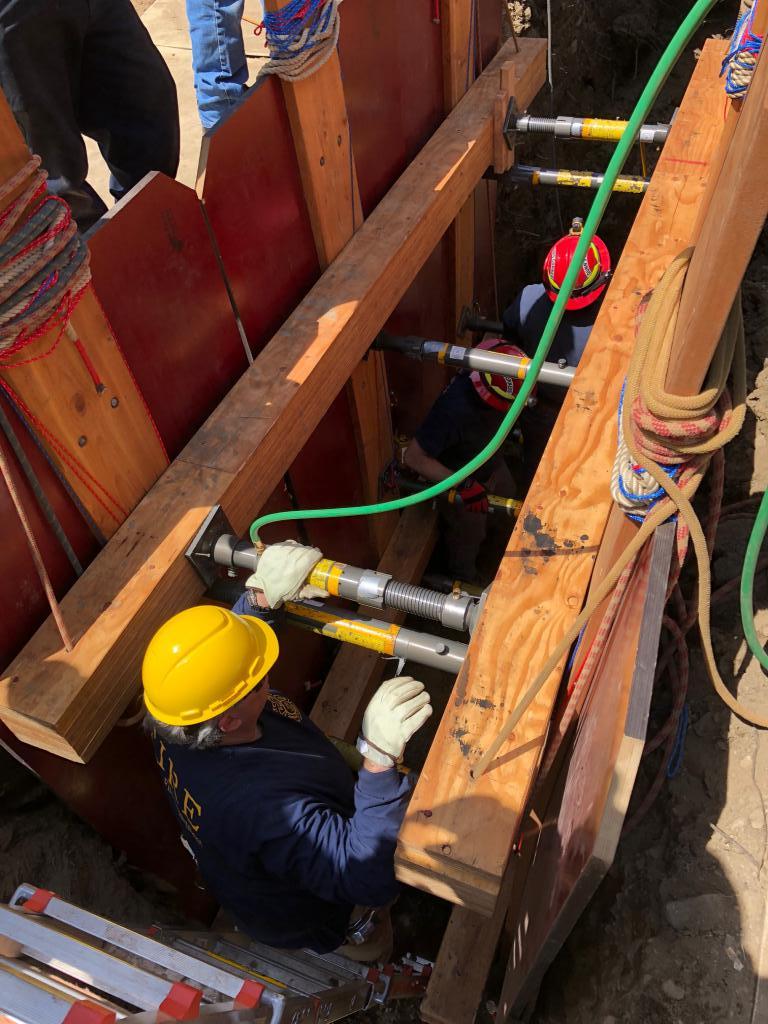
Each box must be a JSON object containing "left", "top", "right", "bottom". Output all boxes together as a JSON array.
[
  {"left": 470, "top": 338, "right": 532, "bottom": 412},
  {"left": 542, "top": 220, "right": 612, "bottom": 311}
]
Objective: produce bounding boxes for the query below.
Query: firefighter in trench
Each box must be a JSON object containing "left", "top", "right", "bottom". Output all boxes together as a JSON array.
[
  {"left": 403, "top": 219, "right": 611, "bottom": 580},
  {"left": 143, "top": 541, "right": 432, "bottom": 960}
]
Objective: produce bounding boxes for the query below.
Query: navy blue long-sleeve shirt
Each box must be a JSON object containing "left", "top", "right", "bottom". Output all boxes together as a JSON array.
[
  {"left": 414, "top": 373, "right": 505, "bottom": 484},
  {"left": 151, "top": 595, "right": 413, "bottom": 951},
  {"left": 502, "top": 283, "right": 601, "bottom": 368}
]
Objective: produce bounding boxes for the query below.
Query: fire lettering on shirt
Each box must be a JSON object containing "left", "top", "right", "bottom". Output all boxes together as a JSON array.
[
  {"left": 153, "top": 735, "right": 203, "bottom": 840},
  {"left": 182, "top": 790, "right": 202, "bottom": 832}
]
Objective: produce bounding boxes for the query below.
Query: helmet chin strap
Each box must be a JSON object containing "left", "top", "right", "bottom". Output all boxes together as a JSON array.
[{"left": 577, "top": 268, "right": 613, "bottom": 297}]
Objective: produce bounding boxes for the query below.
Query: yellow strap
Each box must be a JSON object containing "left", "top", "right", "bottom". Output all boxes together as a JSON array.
[
  {"left": 581, "top": 118, "right": 627, "bottom": 141},
  {"left": 555, "top": 169, "right": 594, "bottom": 189},
  {"left": 308, "top": 559, "right": 345, "bottom": 596}
]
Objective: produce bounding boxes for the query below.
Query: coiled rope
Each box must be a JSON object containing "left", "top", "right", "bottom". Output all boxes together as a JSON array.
[
  {"left": 258, "top": 0, "right": 343, "bottom": 82},
  {"left": 721, "top": 0, "right": 763, "bottom": 96},
  {"left": 0, "top": 157, "right": 91, "bottom": 362},
  {"left": 0, "top": 157, "right": 132, "bottom": 530},
  {"left": 473, "top": 248, "right": 762, "bottom": 779},
  {"left": 0, "top": 157, "right": 96, "bottom": 649}
]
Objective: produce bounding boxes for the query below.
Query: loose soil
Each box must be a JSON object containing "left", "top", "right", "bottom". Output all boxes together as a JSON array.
[{"left": 1, "top": 3, "right": 767, "bottom": 1023}]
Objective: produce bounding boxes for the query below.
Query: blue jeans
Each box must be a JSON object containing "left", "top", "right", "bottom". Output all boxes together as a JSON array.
[
  {"left": 0, "top": 0, "right": 179, "bottom": 231},
  {"left": 185, "top": 0, "right": 248, "bottom": 131}
]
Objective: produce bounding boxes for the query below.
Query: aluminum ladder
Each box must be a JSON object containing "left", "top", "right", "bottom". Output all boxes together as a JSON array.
[{"left": 0, "top": 883, "right": 431, "bottom": 1024}]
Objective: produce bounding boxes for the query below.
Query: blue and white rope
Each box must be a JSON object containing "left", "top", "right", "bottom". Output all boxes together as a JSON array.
[
  {"left": 721, "top": 1, "right": 763, "bottom": 97},
  {"left": 260, "top": 0, "right": 343, "bottom": 82},
  {"left": 610, "top": 381, "right": 681, "bottom": 522}
]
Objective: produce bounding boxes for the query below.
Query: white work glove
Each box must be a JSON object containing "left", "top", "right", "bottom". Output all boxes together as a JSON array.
[
  {"left": 245, "top": 540, "right": 328, "bottom": 608},
  {"left": 358, "top": 676, "right": 432, "bottom": 767}
]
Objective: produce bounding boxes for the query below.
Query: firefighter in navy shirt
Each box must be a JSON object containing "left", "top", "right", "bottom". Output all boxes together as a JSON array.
[
  {"left": 502, "top": 218, "right": 611, "bottom": 369},
  {"left": 142, "top": 541, "right": 432, "bottom": 958},
  {"left": 403, "top": 337, "right": 524, "bottom": 582}
]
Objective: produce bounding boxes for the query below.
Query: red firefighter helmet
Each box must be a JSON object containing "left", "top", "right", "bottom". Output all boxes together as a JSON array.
[
  {"left": 542, "top": 218, "right": 611, "bottom": 311},
  {"left": 470, "top": 337, "right": 530, "bottom": 413}
]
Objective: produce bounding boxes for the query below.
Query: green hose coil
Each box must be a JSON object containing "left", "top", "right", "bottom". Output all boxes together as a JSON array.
[{"left": 740, "top": 490, "right": 768, "bottom": 670}]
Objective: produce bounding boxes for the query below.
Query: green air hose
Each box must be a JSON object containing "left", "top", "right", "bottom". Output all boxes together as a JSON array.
[
  {"left": 250, "top": 0, "right": 720, "bottom": 545},
  {"left": 740, "top": 490, "right": 768, "bottom": 670}
]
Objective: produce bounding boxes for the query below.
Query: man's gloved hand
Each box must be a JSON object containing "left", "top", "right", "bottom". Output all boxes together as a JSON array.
[
  {"left": 358, "top": 677, "right": 432, "bottom": 767},
  {"left": 245, "top": 540, "right": 327, "bottom": 608},
  {"left": 456, "top": 478, "right": 489, "bottom": 514}
]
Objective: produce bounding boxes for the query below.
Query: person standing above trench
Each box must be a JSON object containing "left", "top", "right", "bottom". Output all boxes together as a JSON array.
[
  {"left": 143, "top": 540, "right": 432, "bottom": 959},
  {"left": 185, "top": 0, "right": 249, "bottom": 131},
  {"left": 403, "top": 339, "right": 525, "bottom": 583},
  {"left": 0, "top": 0, "right": 179, "bottom": 232}
]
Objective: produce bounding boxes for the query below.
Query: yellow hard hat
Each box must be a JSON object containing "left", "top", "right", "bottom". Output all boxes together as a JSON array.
[{"left": 142, "top": 606, "right": 279, "bottom": 726}]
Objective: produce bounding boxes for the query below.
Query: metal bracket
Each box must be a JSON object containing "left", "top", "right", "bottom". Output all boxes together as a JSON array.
[
  {"left": 502, "top": 96, "right": 519, "bottom": 151},
  {"left": 468, "top": 587, "right": 490, "bottom": 636},
  {"left": 185, "top": 504, "right": 236, "bottom": 588},
  {"left": 456, "top": 304, "right": 472, "bottom": 338},
  {"left": 457, "top": 300, "right": 486, "bottom": 338}
]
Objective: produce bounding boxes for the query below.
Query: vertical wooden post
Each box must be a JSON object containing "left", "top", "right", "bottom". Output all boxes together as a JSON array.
[
  {"left": 263, "top": 1, "right": 396, "bottom": 556},
  {"left": 0, "top": 92, "right": 168, "bottom": 539},
  {"left": 689, "top": 1, "right": 768, "bottom": 242},
  {"left": 442, "top": 0, "right": 477, "bottom": 335},
  {"left": 665, "top": 15, "right": 768, "bottom": 396}
]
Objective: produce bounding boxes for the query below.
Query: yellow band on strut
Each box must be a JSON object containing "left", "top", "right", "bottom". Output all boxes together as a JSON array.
[
  {"left": 308, "top": 559, "right": 345, "bottom": 596},
  {"left": 581, "top": 118, "right": 627, "bottom": 141},
  {"left": 333, "top": 619, "right": 399, "bottom": 654},
  {"left": 555, "top": 169, "right": 594, "bottom": 189},
  {"left": 613, "top": 177, "right": 647, "bottom": 194},
  {"left": 285, "top": 602, "right": 400, "bottom": 655},
  {"left": 488, "top": 495, "right": 523, "bottom": 514}
]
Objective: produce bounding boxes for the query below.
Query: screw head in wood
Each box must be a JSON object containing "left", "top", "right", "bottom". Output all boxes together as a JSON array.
[
  {"left": 111, "top": 397, "right": 119, "bottom": 408},
  {"left": 78, "top": 435, "right": 87, "bottom": 447}
]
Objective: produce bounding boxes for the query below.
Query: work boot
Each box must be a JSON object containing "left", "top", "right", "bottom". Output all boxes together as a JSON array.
[{"left": 335, "top": 907, "right": 393, "bottom": 963}]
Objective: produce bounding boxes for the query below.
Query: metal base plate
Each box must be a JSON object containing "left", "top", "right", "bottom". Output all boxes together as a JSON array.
[{"left": 185, "top": 504, "right": 236, "bottom": 587}]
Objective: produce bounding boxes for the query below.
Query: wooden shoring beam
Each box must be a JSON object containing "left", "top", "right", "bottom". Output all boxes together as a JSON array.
[
  {"left": 394, "top": 40, "right": 728, "bottom": 918},
  {"left": 263, "top": 0, "right": 396, "bottom": 557},
  {"left": 689, "top": 1, "right": 768, "bottom": 244},
  {"left": 0, "top": 37, "right": 547, "bottom": 762},
  {"left": 420, "top": 527, "right": 673, "bottom": 1024},
  {"left": 572, "top": 23, "right": 768, "bottom": 764},
  {"left": 498, "top": 526, "right": 674, "bottom": 1017},
  {"left": 442, "top": 0, "right": 477, "bottom": 335},
  {"left": 310, "top": 504, "right": 437, "bottom": 743},
  {"left": 574, "top": 26, "right": 768, "bottom": 691},
  {"left": 0, "top": 94, "right": 168, "bottom": 539}
]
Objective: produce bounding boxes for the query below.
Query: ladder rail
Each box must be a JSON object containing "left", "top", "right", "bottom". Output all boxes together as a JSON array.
[
  {"left": 2, "top": 887, "right": 430, "bottom": 1024},
  {"left": 0, "top": 907, "right": 181, "bottom": 1012},
  {"left": 9, "top": 886, "right": 257, "bottom": 1004},
  {"left": 0, "top": 956, "right": 126, "bottom": 1024},
  {"left": 168, "top": 939, "right": 373, "bottom": 1023}
]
